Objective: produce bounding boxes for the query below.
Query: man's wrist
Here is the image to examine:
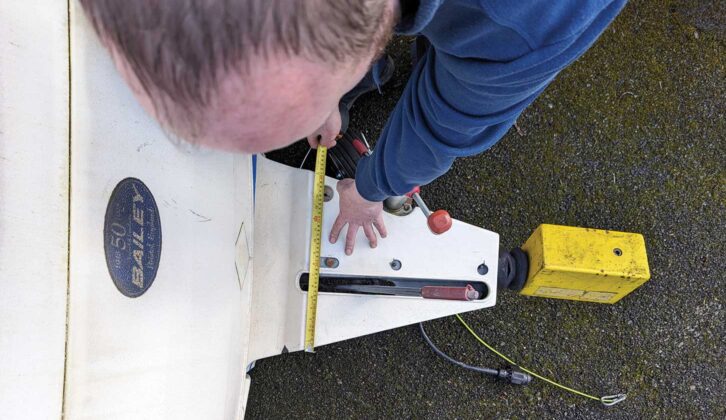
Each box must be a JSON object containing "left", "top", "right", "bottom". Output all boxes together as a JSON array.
[
  {"left": 353, "top": 155, "right": 386, "bottom": 202},
  {"left": 353, "top": 177, "right": 386, "bottom": 202}
]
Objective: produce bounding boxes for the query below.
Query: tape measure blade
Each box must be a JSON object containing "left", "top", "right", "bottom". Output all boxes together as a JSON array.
[{"left": 304, "top": 146, "right": 327, "bottom": 352}]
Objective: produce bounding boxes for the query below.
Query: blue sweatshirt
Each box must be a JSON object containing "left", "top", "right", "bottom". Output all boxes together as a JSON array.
[{"left": 355, "top": 0, "right": 627, "bottom": 201}]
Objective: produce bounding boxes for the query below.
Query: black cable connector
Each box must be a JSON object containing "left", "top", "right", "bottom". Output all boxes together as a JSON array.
[{"left": 495, "top": 367, "right": 533, "bottom": 385}]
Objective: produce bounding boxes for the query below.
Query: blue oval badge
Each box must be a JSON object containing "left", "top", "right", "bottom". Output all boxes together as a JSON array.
[{"left": 104, "top": 178, "right": 162, "bottom": 297}]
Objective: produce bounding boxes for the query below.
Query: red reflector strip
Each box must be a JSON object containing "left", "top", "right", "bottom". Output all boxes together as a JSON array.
[
  {"left": 351, "top": 139, "right": 369, "bottom": 156},
  {"left": 421, "top": 284, "right": 479, "bottom": 301}
]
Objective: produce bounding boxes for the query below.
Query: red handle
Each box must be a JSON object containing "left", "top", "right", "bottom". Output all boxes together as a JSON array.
[
  {"left": 351, "top": 138, "right": 369, "bottom": 156},
  {"left": 427, "top": 209, "right": 452, "bottom": 234}
]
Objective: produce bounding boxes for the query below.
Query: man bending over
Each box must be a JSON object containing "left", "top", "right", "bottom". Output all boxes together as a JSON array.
[{"left": 80, "top": 0, "right": 627, "bottom": 254}]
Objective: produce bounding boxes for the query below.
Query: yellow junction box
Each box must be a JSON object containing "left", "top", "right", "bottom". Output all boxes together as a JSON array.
[{"left": 520, "top": 224, "right": 650, "bottom": 304}]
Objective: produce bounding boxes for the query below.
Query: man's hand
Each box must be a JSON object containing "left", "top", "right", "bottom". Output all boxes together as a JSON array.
[
  {"left": 307, "top": 108, "right": 342, "bottom": 149},
  {"left": 330, "top": 179, "right": 387, "bottom": 255}
]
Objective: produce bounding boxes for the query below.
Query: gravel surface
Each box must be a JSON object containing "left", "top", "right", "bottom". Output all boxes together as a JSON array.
[{"left": 249, "top": 1, "right": 725, "bottom": 418}]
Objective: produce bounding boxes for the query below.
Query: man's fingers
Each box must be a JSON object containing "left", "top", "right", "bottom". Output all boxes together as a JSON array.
[
  {"left": 329, "top": 215, "right": 346, "bottom": 244},
  {"left": 308, "top": 133, "right": 338, "bottom": 149},
  {"left": 308, "top": 108, "right": 342, "bottom": 149},
  {"left": 363, "top": 224, "right": 377, "bottom": 248},
  {"left": 373, "top": 214, "right": 388, "bottom": 238},
  {"left": 345, "top": 224, "right": 359, "bottom": 255},
  {"left": 319, "top": 135, "right": 339, "bottom": 148},
  {"left": 320, "top": 132, "right": 343, "bottom": 148},
  {"left": 319, "top": 110, "right": 342, "bottom": 148}
]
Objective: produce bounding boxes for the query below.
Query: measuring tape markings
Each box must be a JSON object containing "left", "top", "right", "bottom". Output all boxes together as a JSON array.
[{"left": 304, "top": 146, "right": 327, "bottom": 352}]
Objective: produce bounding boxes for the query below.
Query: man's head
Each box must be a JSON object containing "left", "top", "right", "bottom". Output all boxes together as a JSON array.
[{"left": 80, "top": 0, "right": 397, "bottom": 153}]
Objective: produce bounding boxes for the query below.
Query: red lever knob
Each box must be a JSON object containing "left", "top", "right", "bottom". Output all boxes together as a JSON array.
[{"left": 427, "top": 210, "right": 452, "bottom": 234}]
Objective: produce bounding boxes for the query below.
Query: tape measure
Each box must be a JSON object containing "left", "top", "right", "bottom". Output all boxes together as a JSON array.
[{"left": 304, "top": 146, "right": 327, "bottom": 352}]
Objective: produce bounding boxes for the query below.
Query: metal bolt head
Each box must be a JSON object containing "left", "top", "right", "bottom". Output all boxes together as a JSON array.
[
  {"left": 323, "top": 185, "right": 334, "bottom": 202},
  {"left": 477, "top": 263, "right": 489, "bottom": 275},
  {"left": 613, "top": 248, "right": 623, "bottom": 256},
  {"left": 390, "top": 259, "right": 402, "bottom": 271},
  {"left": 321, "top": 257, "right": 339, "bottom": 268}
]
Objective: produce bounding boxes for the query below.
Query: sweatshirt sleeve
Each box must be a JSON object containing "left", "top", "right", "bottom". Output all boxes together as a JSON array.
[{"left": 354, "top": 0, "right": 627, "bottom": 202}]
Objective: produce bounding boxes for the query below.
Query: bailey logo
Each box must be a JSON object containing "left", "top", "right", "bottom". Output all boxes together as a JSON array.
[{"left": 104, "top": 178, "right": 162, "bottom": 297}]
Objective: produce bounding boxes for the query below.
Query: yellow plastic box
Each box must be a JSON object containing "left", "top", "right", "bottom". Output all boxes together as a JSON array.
[{"left": 520, "top": 224, "right": 650, "bottom": 304}]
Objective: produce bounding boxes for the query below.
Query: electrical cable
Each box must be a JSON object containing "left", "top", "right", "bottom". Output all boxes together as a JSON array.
[
  {"left": 299, "top": 147, "right": 312, "bottom": 169},
  {"left": 419, "top": 322, "right": 499, "bottom": 377},
  {"left": 453, "top": 314, "right": 627, "bottom": 407}
]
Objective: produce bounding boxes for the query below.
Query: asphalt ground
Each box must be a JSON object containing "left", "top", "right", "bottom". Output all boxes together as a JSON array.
[{"left": 248, "top": 1, "right": 725, "bottom": 418}]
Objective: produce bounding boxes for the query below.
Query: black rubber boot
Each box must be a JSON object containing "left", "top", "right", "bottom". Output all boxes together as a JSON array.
[{"left": 328, "top": 127, "right": 369, "bottom": 179}]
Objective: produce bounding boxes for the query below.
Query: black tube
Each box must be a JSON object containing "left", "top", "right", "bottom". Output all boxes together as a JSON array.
[
  {"left": 419, "top": 322, "right": 499, "bottom": 376},
  {"left": 419, "top": 322, "right": 533, "bottom": 385}
]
